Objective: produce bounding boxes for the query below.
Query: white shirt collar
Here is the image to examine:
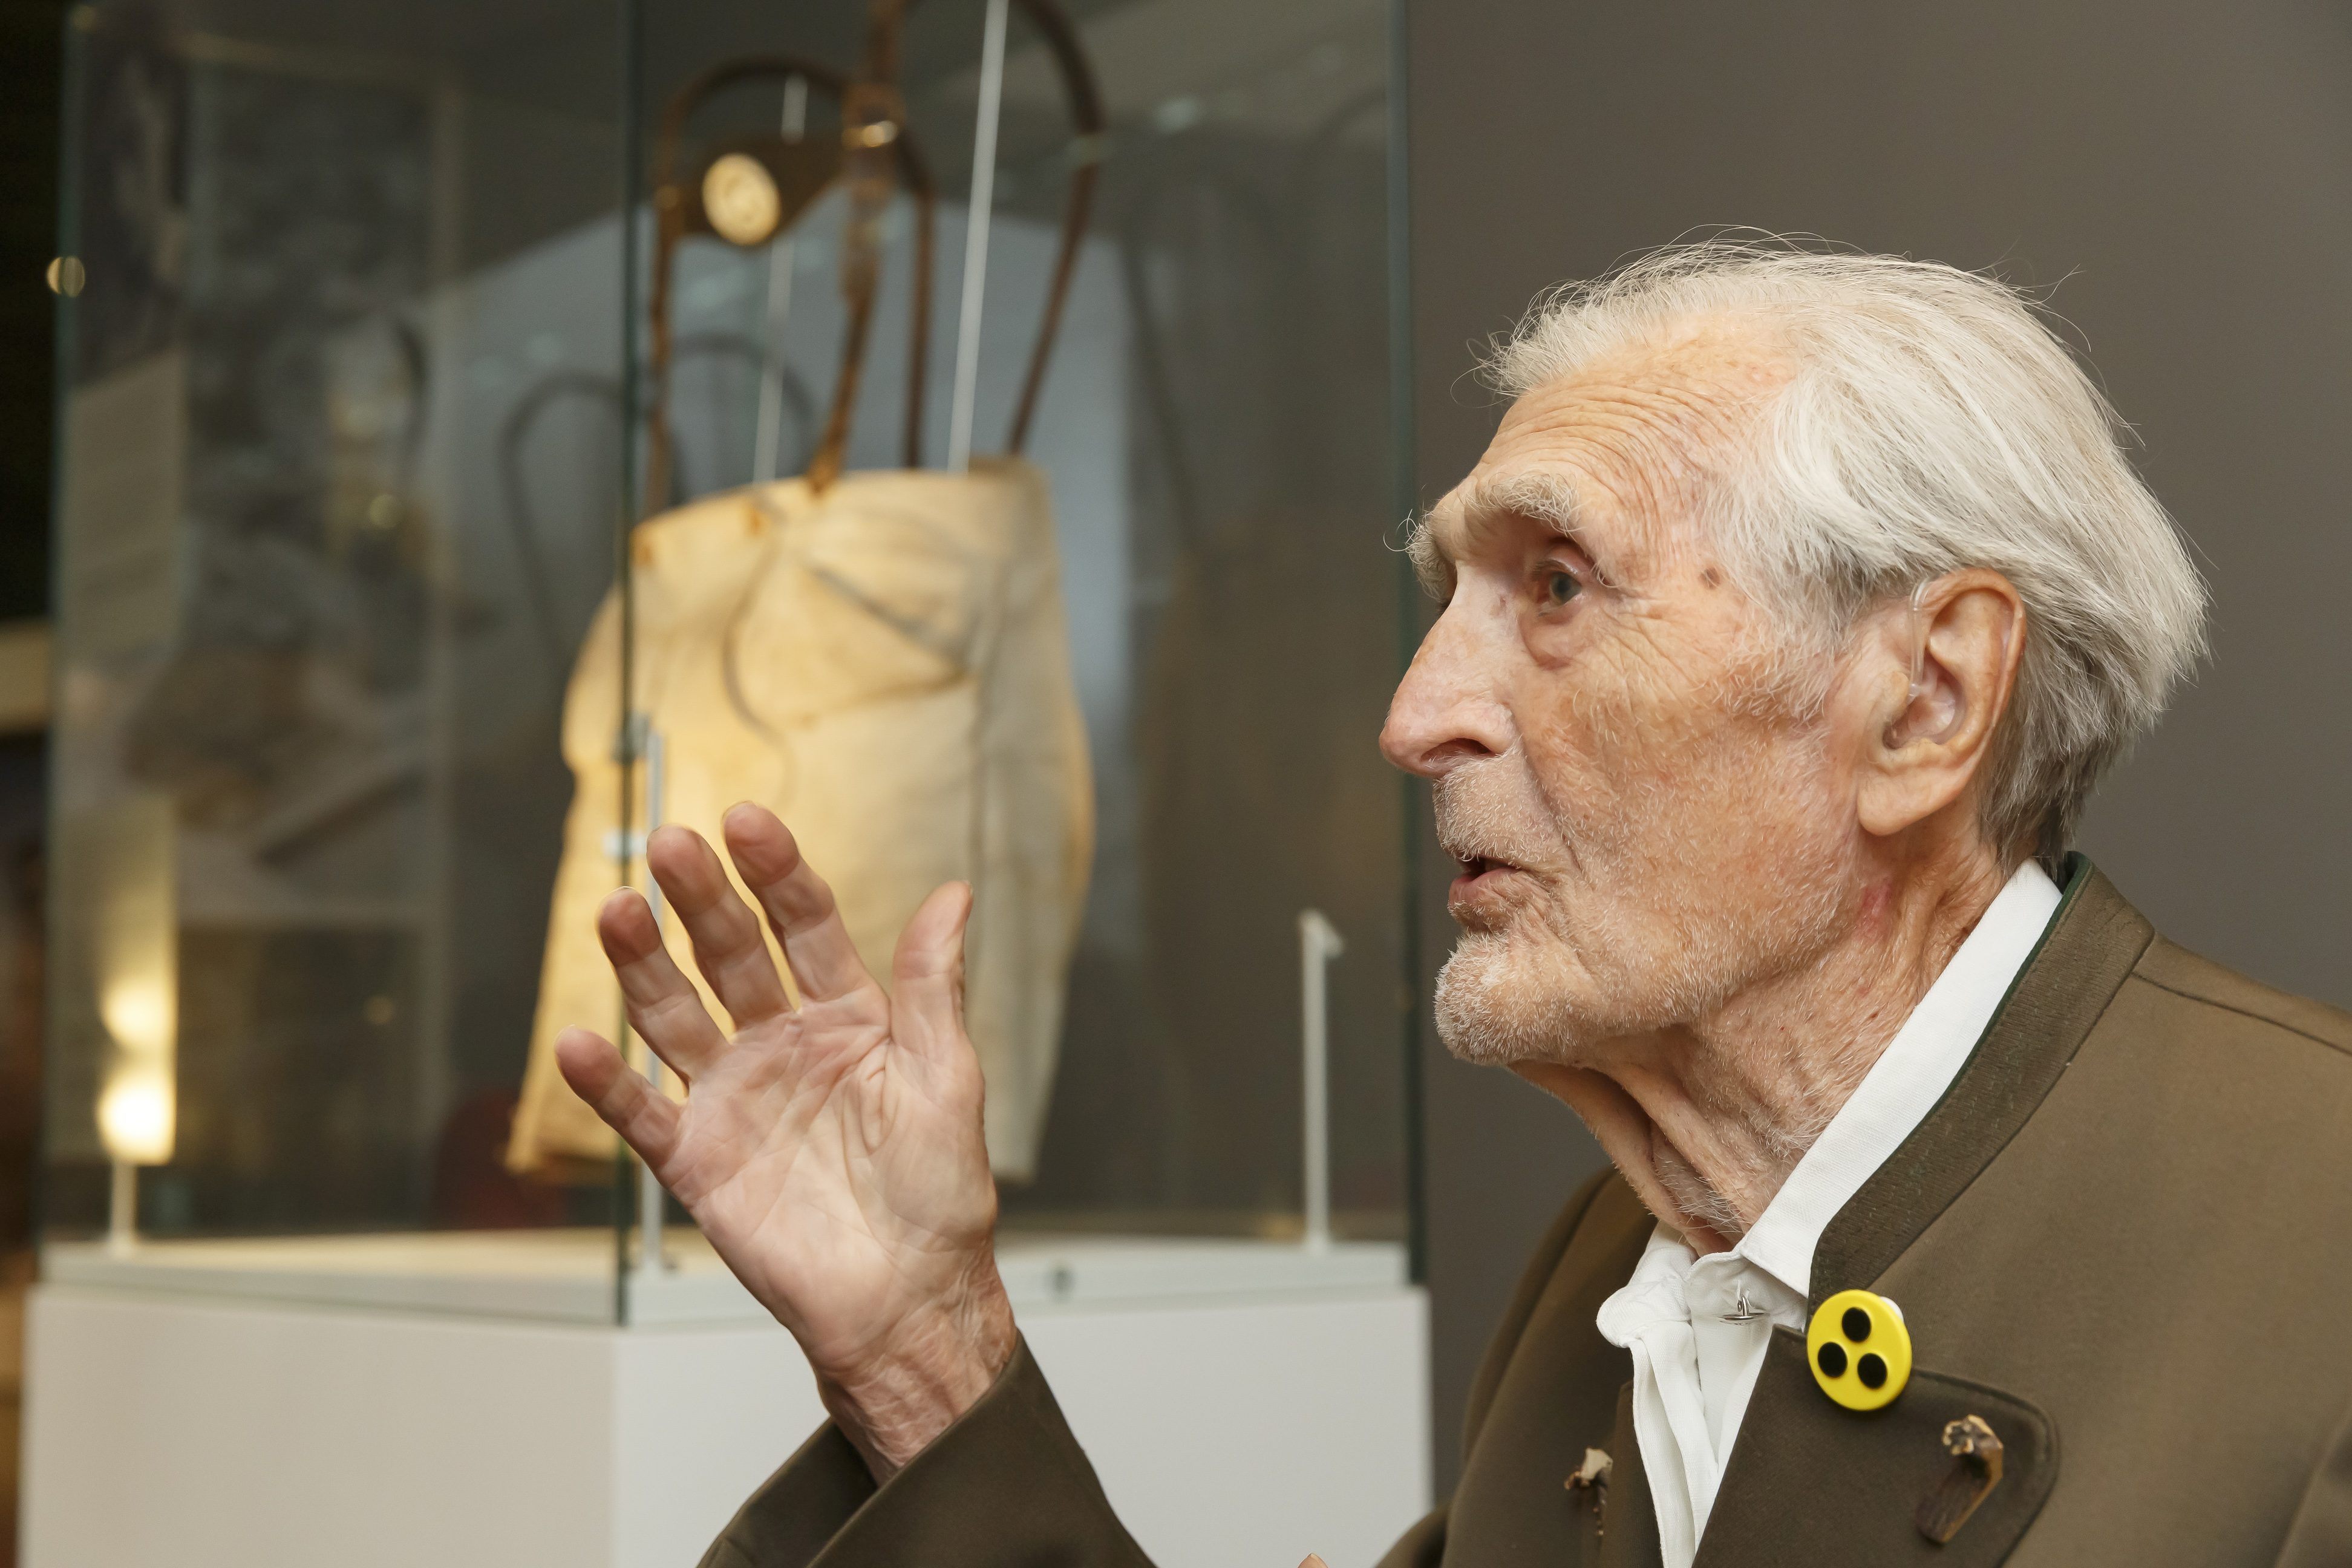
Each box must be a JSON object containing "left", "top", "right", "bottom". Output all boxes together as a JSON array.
[
  {"left": 1734, "top": 858, "right": 2063, "bottom": 1299},
  {"left": 1592, "top": 860, "right": 2066, "bottom": 1568}
]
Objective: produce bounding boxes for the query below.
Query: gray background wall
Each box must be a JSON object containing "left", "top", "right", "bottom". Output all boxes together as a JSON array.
[{"left": 1402, "top": 0, "right": 2352, "bottom": 1491}]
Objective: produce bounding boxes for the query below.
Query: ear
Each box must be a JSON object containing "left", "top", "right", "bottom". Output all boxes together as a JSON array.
[{"left": 1855, "top": 570, "right": 2027, "bottom": 839}]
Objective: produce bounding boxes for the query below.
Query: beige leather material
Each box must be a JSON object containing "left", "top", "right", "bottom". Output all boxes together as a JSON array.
[{"left": 509, "top": 459, "right": 1093, "bottom": 1181}]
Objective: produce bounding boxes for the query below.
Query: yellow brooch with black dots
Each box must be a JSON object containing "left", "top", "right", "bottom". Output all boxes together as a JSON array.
[{"left": 1807, "top": 1289, "right": 1912, "bottom": 1410}]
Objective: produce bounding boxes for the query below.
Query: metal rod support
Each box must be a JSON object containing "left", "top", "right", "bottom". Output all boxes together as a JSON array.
[
  {"left": 947, "top": 0, "right": 1010, "bottom": 472},
  {"left": 753, "top": 76, "right": 809, "bottom": 485},
  {"left": 1299, "top": 910, "right": 1345, "bottom": 1253},
  {"left": 106, "top": 1160, "right": 137, "bottom": 1256}
]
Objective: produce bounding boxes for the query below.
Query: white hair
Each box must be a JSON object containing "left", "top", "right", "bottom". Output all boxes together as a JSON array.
[{"left": 1486, "top": 239, "right": 2208, "bottom": 865}]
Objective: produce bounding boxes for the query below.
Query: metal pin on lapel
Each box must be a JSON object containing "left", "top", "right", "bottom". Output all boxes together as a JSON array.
[
  {"left": 1916, "top": 1415, "right": 2005, "bottom": 1543},
  {"left": 1565, "top": 1446, "right": 1612, "bottom": 1508}
]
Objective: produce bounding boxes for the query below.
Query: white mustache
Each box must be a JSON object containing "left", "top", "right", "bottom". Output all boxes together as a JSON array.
[{"left": 1432, "top": 754, "right": 1555, "bottom": 870}]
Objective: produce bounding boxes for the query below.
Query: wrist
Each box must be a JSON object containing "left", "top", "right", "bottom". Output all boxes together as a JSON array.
[{"left": 818, "top": 1261, "right": 1018, "bottom": 1480}]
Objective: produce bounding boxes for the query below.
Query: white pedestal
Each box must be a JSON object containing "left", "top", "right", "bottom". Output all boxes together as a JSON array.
[{"left": 21, "top": 1243, "right": 1429, "bottom": 1568}]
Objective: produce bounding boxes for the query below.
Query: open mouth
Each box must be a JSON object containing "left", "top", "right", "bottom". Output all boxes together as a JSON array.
[{"left": 1445, "top": 851, "right": 1523, "bottom": 924}]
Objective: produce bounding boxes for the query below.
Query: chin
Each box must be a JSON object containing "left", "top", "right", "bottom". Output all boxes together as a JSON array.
[{"left": 1432, "top": 928, "right": 1602, "bottom": 1067}]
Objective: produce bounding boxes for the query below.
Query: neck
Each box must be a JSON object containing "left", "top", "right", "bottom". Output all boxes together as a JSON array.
[{"left": 1520, "top": 838, "right": 2011, "bottom": 1253}]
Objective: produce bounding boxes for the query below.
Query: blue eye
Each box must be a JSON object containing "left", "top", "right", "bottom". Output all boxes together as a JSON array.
[{"left": 1542, "top": 569, "right": 1581, "bottom": 607}]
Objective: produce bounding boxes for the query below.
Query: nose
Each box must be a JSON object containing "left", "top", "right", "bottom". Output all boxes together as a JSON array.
[{"left": 1380, "top": 600, "right": 1513, "bottom": 779}]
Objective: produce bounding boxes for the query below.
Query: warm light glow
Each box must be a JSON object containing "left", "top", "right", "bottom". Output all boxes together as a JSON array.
[
  {"left": 65, "top": 791, "right": 178, "bottom": 1172},
  {"left": 97, "top": 973, "right": 176, "bottom": 1163},
  {"left": 99, "top": 1070, "right": 174, "bottom": 1165},
  {"left": 100, "top": 976, "right": 174, "bottom": 1060}
]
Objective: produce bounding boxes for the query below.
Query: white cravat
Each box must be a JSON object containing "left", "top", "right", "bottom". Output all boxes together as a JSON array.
[{"left": 1595, "top": 861, "right": 2063, "bottom": 1568}]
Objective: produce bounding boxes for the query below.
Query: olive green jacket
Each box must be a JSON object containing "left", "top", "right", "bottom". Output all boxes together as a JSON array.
[{"left": 700, "top": 863, "right": 2352, "bottom": 1567}]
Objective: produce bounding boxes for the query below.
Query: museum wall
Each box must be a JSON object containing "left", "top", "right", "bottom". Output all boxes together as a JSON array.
[{"left": 1403, "top": 0, "right": 2352, "bottom": 1489}]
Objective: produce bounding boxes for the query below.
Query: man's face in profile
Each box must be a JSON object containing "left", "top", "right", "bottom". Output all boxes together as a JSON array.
[{"left": 1381, "top": 333, "right": 1868, "bottom": 1074}]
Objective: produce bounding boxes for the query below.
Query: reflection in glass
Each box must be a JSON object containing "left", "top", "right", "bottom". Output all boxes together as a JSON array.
[{"left": 44, "top": 0, "right": 1412, "bottom": 1319}]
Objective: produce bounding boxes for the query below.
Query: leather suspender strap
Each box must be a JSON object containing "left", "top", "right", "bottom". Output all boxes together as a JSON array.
[
  {"left": 644, "top": 0, "right": 1104, "bottom": 501},
  {"left": 977, "top": 0, "right": 1106, "bottom": 452},
  {"left": 832, "top": 0, "right": 1107, "bottom": 471},
  {"left": 644, "top": 57, "right": 936, "bottom": 506},
  {"left": 814, "top": 76, "right": 913, "bottom": 491}
]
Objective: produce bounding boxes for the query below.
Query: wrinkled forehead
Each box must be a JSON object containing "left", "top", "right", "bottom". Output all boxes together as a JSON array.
[{"left": 1422, "top": 324, "right": 1790, "bottom": 570}]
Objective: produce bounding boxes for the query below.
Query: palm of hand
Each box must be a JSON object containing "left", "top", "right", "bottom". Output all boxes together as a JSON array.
[
  {"left": 553, "top": 802, "right": 1010, "bottom": 1416},
  {"left": 664, "top": 986, "right": 995, "bottom": 1376}
]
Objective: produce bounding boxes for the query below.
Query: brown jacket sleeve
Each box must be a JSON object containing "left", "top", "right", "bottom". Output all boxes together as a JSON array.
[
  {"left": 697, "top": 1336, "right": 1152, "bottom": 1568},
  {"left": 701, "top": 1172, "right": 1621, "bottom": 1568}
]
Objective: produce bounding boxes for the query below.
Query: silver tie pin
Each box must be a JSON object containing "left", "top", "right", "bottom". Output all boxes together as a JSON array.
[{"left": 1722, "top": 1282, "right": 1767, "bottom": 1323}]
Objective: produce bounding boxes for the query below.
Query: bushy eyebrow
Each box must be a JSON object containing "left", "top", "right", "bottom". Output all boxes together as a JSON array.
[
  {"left": 1409, "top": 470, "right": 1601, "bottom": 601},
  {"left": 1465, "top": 470, "right": 1590, "bottom": 544},
  {"left": 1405, "top": 514, "right": 1450, "bottom": 600}
]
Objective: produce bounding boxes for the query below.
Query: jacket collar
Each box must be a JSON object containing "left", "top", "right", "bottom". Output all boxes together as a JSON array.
[
  {"left": 1612, "top": 858, "right": 2152, "bottom": 1568},
  {"left": 1805, "top": 855, "right": 2155, "bottom": 1307},
  {"left": 1680, "top": 858, "right": 2155, "bottom": 1568}
]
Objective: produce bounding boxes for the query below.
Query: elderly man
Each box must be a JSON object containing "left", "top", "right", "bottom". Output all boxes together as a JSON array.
[{"left": 555, "top": 244, "right": 2352, "bottom": 1567}]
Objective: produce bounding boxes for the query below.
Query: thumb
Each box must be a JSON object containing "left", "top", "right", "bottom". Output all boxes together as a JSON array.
[
  {"left": 1300, "top": 1557, "right": 1330, "bottom": 1567},
  {"left": 892, "top": 880, "right": 973, "bottom": 1060}
]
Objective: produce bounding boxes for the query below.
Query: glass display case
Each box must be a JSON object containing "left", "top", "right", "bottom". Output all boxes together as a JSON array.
[{"left": 42, "top": 0, "right": 1414, "bottom": 1328}]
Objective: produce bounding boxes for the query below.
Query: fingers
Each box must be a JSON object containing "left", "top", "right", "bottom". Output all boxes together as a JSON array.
[
  {"left": 721, "top": 803, "right": 880, "bottom": 1004},
  {"left": 891, "top": 880, "right": 973, "bottom": 1061},
  {"left": 598, "top": 886, "right": 728, "bottom": 1078},
  {"left": 554, "top": 1027, "right": 682, "bottom": 1171},
  {"left": 647, "top": 824, "right": 791, "bottom": 1027}
]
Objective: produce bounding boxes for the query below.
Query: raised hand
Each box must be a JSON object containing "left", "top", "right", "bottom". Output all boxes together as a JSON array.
[{"left": 554, "top": 802, "right": 1014, "bottom": 1477}]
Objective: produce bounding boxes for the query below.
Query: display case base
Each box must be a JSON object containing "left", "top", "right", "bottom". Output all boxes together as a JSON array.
[
  {"left": 42, "top": 1226, "right": 1411, "bottom": 1323},
  {"left": 21, "top": 1275, "right": 1431, "bottom": 1568}
]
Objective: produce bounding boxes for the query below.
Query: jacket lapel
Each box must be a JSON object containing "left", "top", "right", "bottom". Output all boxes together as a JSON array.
[
  {"left": 1808, "top": 857, "right": 2153, "bottom": 1304},
  {"left": 1693, "top": 858, "right": 2152, "bottom": 1566},
  {"left": 1442, "top": 1177, "right": 1656, "bottom": 1567}
]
